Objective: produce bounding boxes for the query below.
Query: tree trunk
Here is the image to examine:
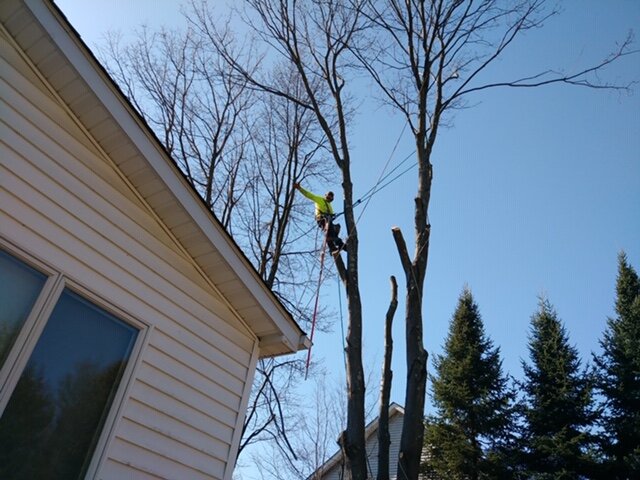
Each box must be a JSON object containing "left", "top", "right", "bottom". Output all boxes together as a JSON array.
[
  {"left": 393, "top": 226, "right": 429, "bottom": 480},
  {"left": 378, "top": 276, "right": 397, "bottom": 480},
  {"left": 338, "top": 171, "right": 367, "bottom": 480}
]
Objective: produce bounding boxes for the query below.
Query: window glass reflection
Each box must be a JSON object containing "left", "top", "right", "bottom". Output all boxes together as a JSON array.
[
  {"left": 0, "top": 250, "right": 47, "bottom": 368},
  {"left": 0, "top": 289, "right": 138, "bottom": 480}
]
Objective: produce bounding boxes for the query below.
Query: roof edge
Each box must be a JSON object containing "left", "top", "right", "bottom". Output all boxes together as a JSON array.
[
  {"left": 306, "top": 403, "right": 406, "bottom": 479},
  {"left": 19, "top": 0, "right": 307, "bottom": 354}
]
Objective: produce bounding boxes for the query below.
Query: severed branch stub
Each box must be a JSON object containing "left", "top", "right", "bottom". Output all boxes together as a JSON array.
[{"left": 391, "top": 227, "right": 412, "bottom": 277}]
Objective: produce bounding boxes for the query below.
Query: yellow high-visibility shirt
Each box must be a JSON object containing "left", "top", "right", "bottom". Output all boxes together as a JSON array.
[{"left": 298, "top": 186, "right": 333, "bottom": 220}]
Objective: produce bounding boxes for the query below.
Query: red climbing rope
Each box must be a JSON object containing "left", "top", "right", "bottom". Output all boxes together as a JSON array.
[{"left": 305, "top": 230, "right": 329, "bottom": 380}]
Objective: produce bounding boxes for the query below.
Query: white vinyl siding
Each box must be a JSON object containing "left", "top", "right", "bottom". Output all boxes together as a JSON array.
[
  {"left": 319, "top": 411, "right": 404, "bottom": 480},
  {"left": 1, "top": 35, "right": 257, "bottom": 480},
  {"left": 363, "top": 413, "right": 404, "bottom": 480}
]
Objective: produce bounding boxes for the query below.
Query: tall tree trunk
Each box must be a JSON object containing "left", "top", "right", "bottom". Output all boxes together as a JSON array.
[
  {"left": 338, "top": 169, "right": 367, "bottom": 480},
  {"left": 393, "top": 216, "right": 429, "bottom": 479},
  {"left": 378, "top": 276, "right": 397, "bottom": 480}
]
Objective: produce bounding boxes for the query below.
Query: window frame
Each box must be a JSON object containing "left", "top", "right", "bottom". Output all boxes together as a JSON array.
[
  {"left": 0, "top": 244, "right": 62, "bottom": 404},
  {"left": 0, "top": 239, "right": 151, "bottom": 479}
]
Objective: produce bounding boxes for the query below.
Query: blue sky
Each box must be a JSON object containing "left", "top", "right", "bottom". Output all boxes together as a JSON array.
[{"left": 55, "top": 0, "right": 639, "bottom": 474}]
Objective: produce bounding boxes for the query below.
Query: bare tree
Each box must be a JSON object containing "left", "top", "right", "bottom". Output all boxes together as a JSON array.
[
  {"left": 100, "top": 24, "right": 252, "bottom": 229},
  {"left": 100, "top": 1, "right": 636, "bottom": 479},
  {"left": 353, "top": 1, "right": 637, "bottom": 478},
  {"left": 239, "top": 358, "right": 301, "bottom": 460},
  {"left": 98, "top": 5, "right": 336, "bottom": 464},
  {"left": 245, "top": 373, "right": 346, "bottom": 480},
  {"left": 185, "top": 1, "right": 638, "bottom": 478},
  {"left": 196, "top": 1, "right": 373, "bottom": 477},
  {"left": 242, "top": 362, "right": 381, "bottom": 480},
  {"left": 238, "top": 64, "right": 331, "bottom": 295},
  {"left": 236, "top": 65, "right": 336, "bottom": 458}
]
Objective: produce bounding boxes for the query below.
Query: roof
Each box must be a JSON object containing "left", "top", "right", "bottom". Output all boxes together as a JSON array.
[
  {"left": 0, "top": 0, "right": 309, "bottom": 357},
  {"left": 308, "top": 403, "right": 405, "bottom": 479}
]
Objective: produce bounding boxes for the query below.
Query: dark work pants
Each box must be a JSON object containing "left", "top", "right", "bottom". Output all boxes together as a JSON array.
[{"left": 317, "top": 216, "right": 344, "bottom": 252}]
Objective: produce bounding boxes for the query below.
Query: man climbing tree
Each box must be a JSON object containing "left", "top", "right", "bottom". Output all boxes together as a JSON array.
[
  {"left": 295, "top": 183, "right": 346, "bottom": 254},
  {"left": 107, "top": 0, "right": 637, "bottom": 478},
  {"left": 198, "top": 1, "right": 635, "bottom": 477}
]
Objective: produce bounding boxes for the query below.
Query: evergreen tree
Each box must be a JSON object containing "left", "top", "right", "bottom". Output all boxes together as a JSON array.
[
  {"left": 423, "top": 288, "right": 517, "bottom": 479},
  {"left": 594, "top": 252, "right": 640, "bottom": 478},
  {"left": 520, "top": 298, "right": 596, "bottom": 479}
]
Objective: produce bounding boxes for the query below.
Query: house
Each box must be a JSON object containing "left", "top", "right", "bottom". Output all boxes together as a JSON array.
[
  {"left": 309, "top": 403, "right": 432, "bottom": 480},
  {"left": 310, "top": 403, "right": 405, "bottom": 480},
  {"left": 0, "top": 0, "right": 308, "bottom": 478}
]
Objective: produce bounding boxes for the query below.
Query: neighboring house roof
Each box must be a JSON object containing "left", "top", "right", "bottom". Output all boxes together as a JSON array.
[
  {"left": 0, "top": 0, "right": 309, "bottom": 357},
  {"left": 309, "top": 403, "right": 405, "bottom": 480}
]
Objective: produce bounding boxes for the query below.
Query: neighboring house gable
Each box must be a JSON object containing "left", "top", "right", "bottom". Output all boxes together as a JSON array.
[
  {"left": 0, "top": 1, "right": 308, "bottom": 479},
  {"left": 311, "top": 403, "right": 405, "bottom": 480}
]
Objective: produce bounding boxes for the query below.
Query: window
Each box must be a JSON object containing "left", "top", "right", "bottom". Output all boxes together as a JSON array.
[
  {"left": 0, "top": 249, "right": 139, "bottom": 480},
  {"left": 0, "top": 249, "right": 47, "bottom": 367}
]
